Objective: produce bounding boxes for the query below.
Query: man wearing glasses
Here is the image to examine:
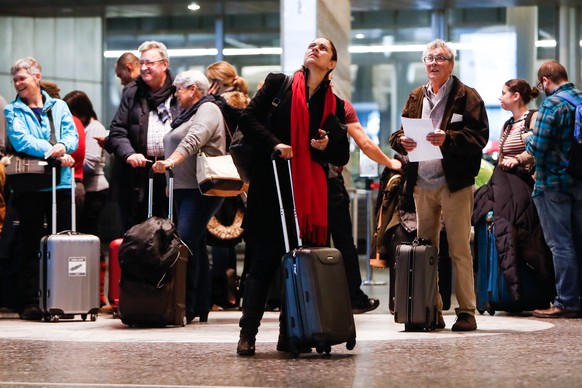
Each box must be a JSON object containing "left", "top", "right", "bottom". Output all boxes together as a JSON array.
[
  {"left": 390, "top": 39, "right": 489, "bottom": 331},
  {"left": 109, "top": 41, "right": 178, "bottom": 231},
  {"left": 527, "top": 61, "right": 582, "bottom": 318}
]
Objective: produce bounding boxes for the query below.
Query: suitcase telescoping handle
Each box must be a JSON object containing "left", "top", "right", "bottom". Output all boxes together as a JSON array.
[
  {"left": 271, "top": 151, "right": 302, "bottom": 252},
  {"left": 51, "top": 166, "right": 76, "bottom": 235},
  {"left": 148, "top": 167, "right": 174, "bottom": 222}
]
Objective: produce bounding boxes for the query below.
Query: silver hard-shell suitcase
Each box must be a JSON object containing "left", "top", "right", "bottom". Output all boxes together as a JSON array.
[
  {"left": 393, "top": 238, "right": 438, "bottom": 331},
  {"left": 39, "top": 167, "right": 101, "bottom": 322}
]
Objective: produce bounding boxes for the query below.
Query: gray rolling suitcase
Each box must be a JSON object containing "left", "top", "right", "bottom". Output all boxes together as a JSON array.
[
  {"left": 275, "top": 154, "right": 356, "bottom": 357},
  {"left": 394, "top": 237, "right": 438, "bottom": 331},
  {"left": 39, "top": 167, "right": 101, "bottom": 322}
]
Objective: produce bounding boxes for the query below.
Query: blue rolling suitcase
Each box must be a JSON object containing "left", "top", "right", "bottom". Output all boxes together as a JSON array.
[
  {"left": 475, "top": 211, "right": 550, "bottom": 315},
  {"left": 274, "top": 155, "right": 356, "bottom": 357}
]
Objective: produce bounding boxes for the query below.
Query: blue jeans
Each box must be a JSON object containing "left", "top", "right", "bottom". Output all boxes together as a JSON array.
[
  {"left": 174, "top": 189, "right": 224, "bottom": 316},
  {"left": 533, "top": 186, "right": 582, "bottom": 310}
]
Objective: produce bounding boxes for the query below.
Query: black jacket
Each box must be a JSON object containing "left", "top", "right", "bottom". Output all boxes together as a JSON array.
[
  {"left": 108, "top": 75, "right": 179, "bottom": 215},
  {"left": 472, "top": 166, "right": 555, "bottom": 301},
  {"left": 238, "top": 72, "right": 349, "bottom": 245}
]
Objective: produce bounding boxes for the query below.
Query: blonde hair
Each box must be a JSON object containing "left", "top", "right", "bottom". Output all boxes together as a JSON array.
[
  {"left": 222, "top": 91, "right": 250, "bottom": 108},
  {"left": 206, "top": 61, "right": 249, "bottom": 95}
]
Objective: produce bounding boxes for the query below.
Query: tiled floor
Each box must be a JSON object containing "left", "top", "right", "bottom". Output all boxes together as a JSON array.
[{"left": 1, "top": 263, "right": 582, "bottom": 387}]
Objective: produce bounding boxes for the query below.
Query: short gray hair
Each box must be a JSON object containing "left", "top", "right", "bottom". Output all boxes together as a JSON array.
[
  {"left": 11, "top": 57, "right": 42, "bottom": 76},
  {"left": 138, "top": 40, "right": 169, "bottom": 62},
  {"left": 174, "top": 70, "right": 210, "bottom": 95},
  {"left": 423, "top": 39, "right": 456, "bottom": 64}
]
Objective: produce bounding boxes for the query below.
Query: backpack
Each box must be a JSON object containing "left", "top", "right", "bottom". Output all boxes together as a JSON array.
[
  {"left": 119, "top": 216, "right": 184, "bottom": 287},
  {"left": 211, "top": 94, "right": 244, "bottom": 150},
  {"left": 556, "top": 91, "right": 582, "bottom": 180}
]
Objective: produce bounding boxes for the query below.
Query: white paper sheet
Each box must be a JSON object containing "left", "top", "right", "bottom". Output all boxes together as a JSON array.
[{"left": 401, "top": 117, "right": 443, "bottom": 162}]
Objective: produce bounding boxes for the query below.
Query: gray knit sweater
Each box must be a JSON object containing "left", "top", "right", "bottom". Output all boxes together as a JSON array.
[{"left": 163, "top": 101, "right": 226, "bottom": 189}]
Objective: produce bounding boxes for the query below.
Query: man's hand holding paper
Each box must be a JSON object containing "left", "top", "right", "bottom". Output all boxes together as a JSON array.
[{"left": 400, "top": 117, "right": 443, "bottom": 162}]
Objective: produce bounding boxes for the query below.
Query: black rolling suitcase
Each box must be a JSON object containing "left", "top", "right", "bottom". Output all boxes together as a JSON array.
[
  {"left": 275, "top": 154, "right": 356, "bottom": 357},
  {"left": 118, "top": 169, "right": 189, "bottom": 327},
  {"left": 394, "top": 237, "right": 439, "bottom": 331}
]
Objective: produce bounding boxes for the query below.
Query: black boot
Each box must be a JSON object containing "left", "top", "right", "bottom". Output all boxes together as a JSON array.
[
  {"left": 236, "top": 275, "right": 269, "bottom": 356},
  {"left": 237, "top": 331, "right": 256, "bottom": 356}
]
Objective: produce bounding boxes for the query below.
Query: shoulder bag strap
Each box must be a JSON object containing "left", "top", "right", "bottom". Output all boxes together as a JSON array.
[{"left": 47, "top": 107, "right": 57, "bottom": 145}]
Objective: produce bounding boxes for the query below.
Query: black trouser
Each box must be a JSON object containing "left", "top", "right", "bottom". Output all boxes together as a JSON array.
[
  {"left": 13, "top": 190, "right": 72, "bottom": 310},
  {"left": 238, "top": 238, "right": 283, "bottom": 336},
  {"left": 327, "top": 176, "right": 366, "bottom": 306},
  {"left": 79, "top": 189, "right": 109, "bottom": 237}
]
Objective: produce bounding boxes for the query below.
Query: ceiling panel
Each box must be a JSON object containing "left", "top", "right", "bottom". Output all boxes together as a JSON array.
[{"left": 0, "top": 0, "right": 578, "bottom": 18}]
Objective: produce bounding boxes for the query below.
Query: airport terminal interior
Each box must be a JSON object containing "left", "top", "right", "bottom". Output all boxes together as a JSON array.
[{"left": 1, "top": 0, "right": 582, "bottom": 387}]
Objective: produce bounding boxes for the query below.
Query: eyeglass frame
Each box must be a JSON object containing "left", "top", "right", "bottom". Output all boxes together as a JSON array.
[
  {"left": 422, "top": 55, "right": 452, "bottom": 64},
  {"left": 139, "top": 59, "right": 165, "bottom": 68}
]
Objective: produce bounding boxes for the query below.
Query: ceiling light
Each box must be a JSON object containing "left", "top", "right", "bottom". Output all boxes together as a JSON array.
[{"left": 187, "top": 2, "right": 200, "bottom": 11}]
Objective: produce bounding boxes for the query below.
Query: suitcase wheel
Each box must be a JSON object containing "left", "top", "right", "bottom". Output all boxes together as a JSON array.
[
  {"left": 346, "top": 338, "right": 356, "bottom": 351},
  {"left": 404, "top": 323, "right": 434, "bottom": 332},
  {"left": 315, "top": 342, "right": 331, "bottom": 355},
  {"left": 90, "top": 314, "right": 98, "bottom": 322},
  {"left": 81, "top": 314, "right": 87, "bottom": 321}
]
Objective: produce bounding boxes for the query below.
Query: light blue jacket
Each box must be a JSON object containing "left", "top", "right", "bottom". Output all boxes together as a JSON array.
[{"left": 4, "top": 90, "right": 78, "bottom": 190}]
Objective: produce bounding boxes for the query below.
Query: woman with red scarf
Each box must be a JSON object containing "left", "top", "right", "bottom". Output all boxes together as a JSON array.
[{"left": 236, "top": 38, "right": 349, "bottom": 356}]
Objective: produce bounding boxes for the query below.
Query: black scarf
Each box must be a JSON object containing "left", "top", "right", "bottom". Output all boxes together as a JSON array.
[
  {"left": 171, "top": 94, "right": 216, "bottom": 129},
  {"left": 135, "top": 70, "right": 175, "bottom": 111}
]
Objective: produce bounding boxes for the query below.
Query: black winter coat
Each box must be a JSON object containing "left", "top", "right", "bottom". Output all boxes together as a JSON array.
[
  {"left": 238, "top": 72, "right": 349, "bottom": 246},
  {"left": 472, "top": 166, "right": 554, "bottom": 301}
]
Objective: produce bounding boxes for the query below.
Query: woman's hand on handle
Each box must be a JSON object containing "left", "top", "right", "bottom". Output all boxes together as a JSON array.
[
  {"left": 152, "top": 159, "right": 174, "bottom": 173},
  {"left": 274, "top": 143, "right": 293, "bottom": 159}
]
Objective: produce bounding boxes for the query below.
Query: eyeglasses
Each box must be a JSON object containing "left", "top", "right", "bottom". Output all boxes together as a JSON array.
[
  {"left": 423, "top": 55, "right": 451, "bottom": 64},
  {"left": 139, "top": 59, "right": 165, "bottom": 68},
  {"left": 536, "top": 79, "right": 544, "bottom": 90}
]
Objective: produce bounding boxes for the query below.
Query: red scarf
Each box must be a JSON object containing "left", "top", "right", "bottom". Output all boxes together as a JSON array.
[{"left": 290, "top": 71, "right": 336, "bottom": 246}]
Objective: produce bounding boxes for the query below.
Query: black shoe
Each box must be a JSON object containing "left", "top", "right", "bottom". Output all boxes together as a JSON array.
[
  {"left": 20, "top": 305, "right": 43, "bottom": 321},
  {"left": 237, "top": 333, "right": 256, "bottom": 356},
  {"left": 352, "top": 297, "right": 380, "bottom": 314},
  {"left": 186, "top": 311, "right": 209, "bottom": 324}
]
